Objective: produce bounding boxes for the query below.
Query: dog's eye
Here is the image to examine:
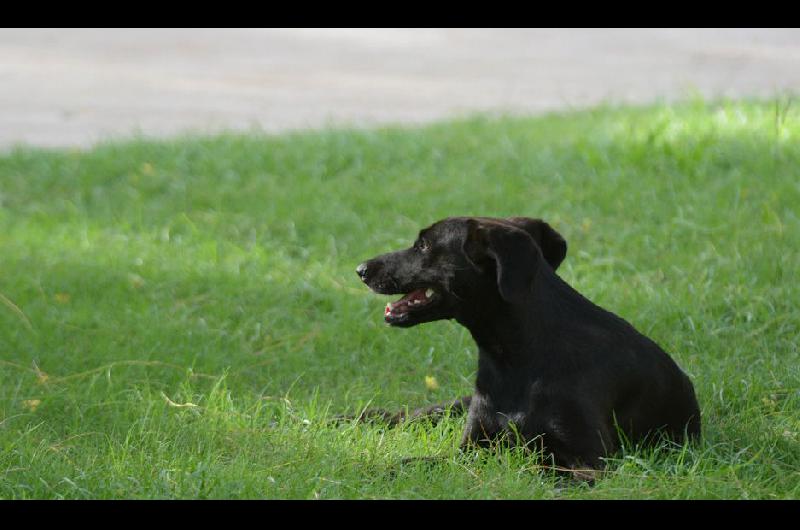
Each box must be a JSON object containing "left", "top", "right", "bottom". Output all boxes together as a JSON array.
[{"left": 415, "top": 239, "right": 431, "bottom": 252}]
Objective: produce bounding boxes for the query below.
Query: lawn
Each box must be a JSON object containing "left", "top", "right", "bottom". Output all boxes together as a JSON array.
[{"left": 1, "top": 100, "right": 798, "bottom": 499}]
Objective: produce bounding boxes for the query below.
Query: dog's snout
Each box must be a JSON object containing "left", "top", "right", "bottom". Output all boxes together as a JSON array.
[{"left": 356, "top": 262, "right": 369, "bottom": 281}]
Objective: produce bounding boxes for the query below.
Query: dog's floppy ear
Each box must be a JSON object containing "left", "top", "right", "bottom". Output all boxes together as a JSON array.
[
  {"left": 505, "top": 217, "right": 567, "bottom": 271},
  {"left": 463, "top": 219, "right": 541, "bottom": 304}
]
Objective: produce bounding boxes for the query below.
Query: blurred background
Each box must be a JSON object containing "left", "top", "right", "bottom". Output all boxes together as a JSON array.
[{"left": 2, "top": 28, "right": 799, "bottom": 149}]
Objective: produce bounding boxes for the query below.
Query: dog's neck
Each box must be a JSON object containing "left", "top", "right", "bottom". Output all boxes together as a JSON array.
[
  {"left": 455, "top": 267, "right": 591, "bottom": 401},
  {"left": 457, "top": 266, "right": 590, "bottom": 366}
]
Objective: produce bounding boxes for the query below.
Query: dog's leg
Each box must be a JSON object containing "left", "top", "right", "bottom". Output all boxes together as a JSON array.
[{"left": 335, "top": 395, "right": 472, "bottom": 426}]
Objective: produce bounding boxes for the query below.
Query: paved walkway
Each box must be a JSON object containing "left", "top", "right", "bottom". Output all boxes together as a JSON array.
[{"left": 1, "top": 28, "right": 799, "bottom": 148}]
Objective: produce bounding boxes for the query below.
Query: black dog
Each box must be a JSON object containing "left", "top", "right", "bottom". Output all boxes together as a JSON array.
[{"left": 355, "top": 216, "right": 700, "bottom": 472}]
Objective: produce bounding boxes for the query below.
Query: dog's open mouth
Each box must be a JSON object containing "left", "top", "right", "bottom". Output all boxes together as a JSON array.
[{"left": 384, "top": 287, "right": 437, "bottom": 324}]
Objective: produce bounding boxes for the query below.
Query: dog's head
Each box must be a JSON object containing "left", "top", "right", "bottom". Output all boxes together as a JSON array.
[{"left": 356, "top": 216, "right": 567, "bottom": 327}]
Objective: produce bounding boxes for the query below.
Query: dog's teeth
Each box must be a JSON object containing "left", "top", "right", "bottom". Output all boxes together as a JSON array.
[{"left": 425, "top": 288, "right": 434, "bottom": 298}]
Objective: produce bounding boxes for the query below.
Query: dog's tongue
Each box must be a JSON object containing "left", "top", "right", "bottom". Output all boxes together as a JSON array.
[{"left": 385, "top": 288, "right": 434, "bottom": 316}]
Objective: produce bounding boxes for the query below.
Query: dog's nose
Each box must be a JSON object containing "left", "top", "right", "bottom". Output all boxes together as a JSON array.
[{"left": 356, "top": 263, "right": 369, "bottom": 281}]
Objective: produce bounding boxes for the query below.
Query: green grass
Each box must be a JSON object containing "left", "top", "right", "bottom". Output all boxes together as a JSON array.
[{"left": 1, "top": 99, "right": 799, "bottom": 499}]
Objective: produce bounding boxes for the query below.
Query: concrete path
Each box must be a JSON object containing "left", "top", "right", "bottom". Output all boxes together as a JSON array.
[{"left": 1, "top": 28, "right": 799, "bottom": 149}]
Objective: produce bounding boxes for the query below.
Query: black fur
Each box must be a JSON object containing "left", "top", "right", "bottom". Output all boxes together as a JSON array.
[{"left": 355, "top": 216, "right": 701, "bottom": 471}]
